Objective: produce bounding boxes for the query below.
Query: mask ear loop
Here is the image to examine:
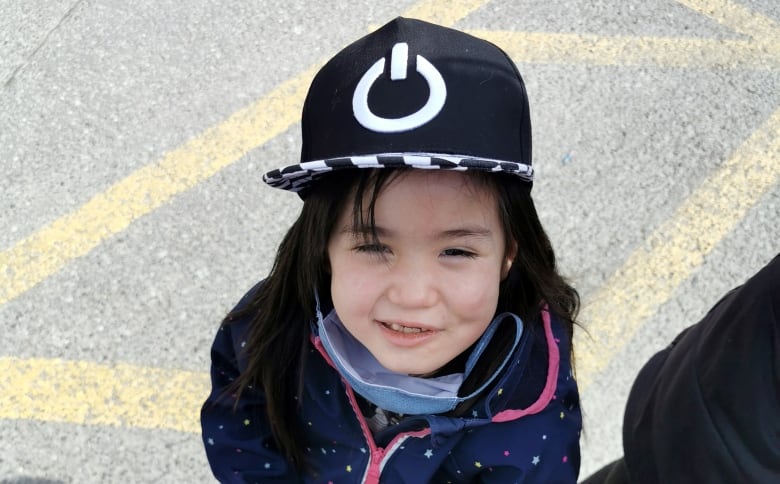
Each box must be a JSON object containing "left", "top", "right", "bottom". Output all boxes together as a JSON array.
[
  {"left": 459, "top": 313, "right": 524, "bottom": 400},
  {"left": 314, "top": 292, "right": 324, "bottom": 320},
  {"left": 311, "top": 291, "right": 325, "bottom": 334}
]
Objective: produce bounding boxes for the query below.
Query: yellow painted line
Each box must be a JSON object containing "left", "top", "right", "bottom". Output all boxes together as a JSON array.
[
  {"left": 472, "top": 31, "right": 780, "bottom": 69},
  {"left": 0, "top": 357, "right": 208, "bottom": 434},
  {"left": 5, "top": 106, "right": 776, "bottom": 432},
  {"left": 0, "top": 1, "right": 491, "bottom": 432},
  {"left": 0, "top": 68, "right": 316, "bottom": 307},
  {"left": 1, "top": 0, "right": 777, "bottom": 433},
  {"left": 0, "top": 0, "right": 489, "bottom": 308},
  {"left": 675, "top": 0, "right": 780, "bottom": 42},
  {"left": 475, "top": 0, "right": 780, "bottom": 69},
  {"left": 575, "top": 105, "right": 780, "bottom": 391},
  {"left": 402, "top": 0, "right": 489, "bottom": 25}
]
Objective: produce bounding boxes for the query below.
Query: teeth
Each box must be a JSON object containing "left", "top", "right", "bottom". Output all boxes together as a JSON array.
[{"left": 387, "top": 322, "right": 425, "bottom": 333}]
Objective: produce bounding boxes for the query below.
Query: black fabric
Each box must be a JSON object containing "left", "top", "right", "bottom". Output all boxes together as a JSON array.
[
  {"left": 580, "top": 458, "right": 629, "bottom": 484},
  {"left": 263, "top": 17, "right": 536, "bottom": 196},
  {"left": 299, "top": 17, "right": 532, "bottom": 166},
  {"left": 618, "top": 254, "right": 780, "bottom": 483}
]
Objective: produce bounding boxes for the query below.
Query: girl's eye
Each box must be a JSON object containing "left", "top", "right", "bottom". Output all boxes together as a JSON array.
[{"left": 441, "top": 248, "right": 477, "bottom": 259}]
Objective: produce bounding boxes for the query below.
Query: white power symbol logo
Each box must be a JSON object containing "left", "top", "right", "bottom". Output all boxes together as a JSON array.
[{"left": 352, "top": 42, "right": 447, "bottom": 133}]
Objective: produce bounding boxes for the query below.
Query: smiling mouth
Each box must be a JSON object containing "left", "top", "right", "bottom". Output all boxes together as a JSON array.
[{"left": 380, "top": 321, "right": 431, "bottom": 334}]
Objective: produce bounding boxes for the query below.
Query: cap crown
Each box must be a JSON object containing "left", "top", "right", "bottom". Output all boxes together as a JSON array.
[{"left": 300, "top": 17, "right": 532, "bottom": 166}]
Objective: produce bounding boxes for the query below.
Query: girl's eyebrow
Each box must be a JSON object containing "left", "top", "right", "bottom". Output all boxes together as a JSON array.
[
  {"left": 436, "top": 227, "right": 493, "bottom": 241},
  {"left": 341, "top": 225, "right": 492, "bottom": 240}
]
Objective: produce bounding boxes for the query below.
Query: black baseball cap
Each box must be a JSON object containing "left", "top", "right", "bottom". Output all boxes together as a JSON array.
[{"left": 263, "top": 17, "right": 534, "bottom": 195}]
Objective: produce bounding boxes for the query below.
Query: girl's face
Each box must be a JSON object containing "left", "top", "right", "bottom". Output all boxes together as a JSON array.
[{"left": 327, "top": 170, "right": 513, "bottom": 376}]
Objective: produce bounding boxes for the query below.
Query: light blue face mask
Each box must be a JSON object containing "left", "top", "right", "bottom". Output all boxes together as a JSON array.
[{"left": 316, "top": 306, "right": 524, "bottom": 415}]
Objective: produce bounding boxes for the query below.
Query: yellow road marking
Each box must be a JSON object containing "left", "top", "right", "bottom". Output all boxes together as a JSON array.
[
  {"left": 572, "top": 0, "right": 780, "bottom": 391},
  {"left": 0, "top": 357, "right": 208, "bottom": 434},
  {"left": 3, "top": 108, "right": 775, "bottom": 433},
  {"left": 0, "top": 0, "right": 491, "bottom": 432},
  {"left": 0, "top": 0, "right": 491, "bottom": 308},
  {"left": 476, "top": 0, "right": 780, "bottom": 69},
  {"left": 403, "top": 0, "right": 490, "bottom": 25},
  {"left": 473, "top": 31, "right": 780, "bottom": 68},
  {"left": 1, "top": 0, "right": 778, "bottom": 433},
  {"left": 575, "top": 105, "right": 780, "bottom": 391},
  {"left": 675, "top": 0, "right": 780, "bottom": 41},
  {"left": 0, "top": 68, "right": 316, "bottom": 307}
]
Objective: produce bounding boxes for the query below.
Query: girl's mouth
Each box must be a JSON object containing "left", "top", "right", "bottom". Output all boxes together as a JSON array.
[{"left": 380, "top": 321, "right": 431, "bottom": 334}]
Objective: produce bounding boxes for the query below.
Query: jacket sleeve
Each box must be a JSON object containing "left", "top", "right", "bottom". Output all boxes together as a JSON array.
[
  {"left": 473, "top": 412, "right": 580, "bottom": 484},
  {"left": 200, "top": 301, "right": 300, "bottom": 483}
]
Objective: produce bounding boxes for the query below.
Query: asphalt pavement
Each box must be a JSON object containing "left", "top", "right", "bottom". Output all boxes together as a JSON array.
[{"left": 1, "top": 0, "right": 778, "bottom": 482}]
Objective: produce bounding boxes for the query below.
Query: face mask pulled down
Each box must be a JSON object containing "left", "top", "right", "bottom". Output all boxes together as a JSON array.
[{"left": 317, "top": 307, "right": 524, "bottom": 415}]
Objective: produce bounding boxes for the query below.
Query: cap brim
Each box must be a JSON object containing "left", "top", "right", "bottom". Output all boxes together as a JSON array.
[{"left": 263, "top": 153, "right": 534, "bottom": 193}]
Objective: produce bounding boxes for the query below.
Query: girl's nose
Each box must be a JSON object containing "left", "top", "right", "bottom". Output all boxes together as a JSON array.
[{"left": 385, "top": 257, "right": 439, "bottom": 308}]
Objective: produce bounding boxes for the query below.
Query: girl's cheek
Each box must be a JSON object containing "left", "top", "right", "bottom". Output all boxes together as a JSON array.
[
  {"left": 447, "top": 268, "right": 502, "bottom": 310},
  {"left": 448, "top": 288, "right": 496, "bottom": 314}
]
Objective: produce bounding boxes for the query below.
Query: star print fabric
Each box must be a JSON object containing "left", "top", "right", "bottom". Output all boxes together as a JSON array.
[
  {"left": 200, "top": 324, "right": 296, "bottom": 482},
  {"left": 201, "top": 283, "right": 581, "bottom": 483}
]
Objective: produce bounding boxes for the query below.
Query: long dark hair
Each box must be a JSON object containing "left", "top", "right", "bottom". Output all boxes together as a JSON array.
[{"left": 227, "top": 168, "right": 579, "bottom": 469}]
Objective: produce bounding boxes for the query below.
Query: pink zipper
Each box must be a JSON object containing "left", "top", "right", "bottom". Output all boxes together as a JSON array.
[{"left": 312, "top": 336, "right": 431, "bottom": 483}]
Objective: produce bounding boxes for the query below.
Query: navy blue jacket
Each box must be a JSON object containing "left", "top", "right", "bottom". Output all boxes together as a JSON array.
[{"left": 201, "top": 288, "right": 581, "bottom": 483}]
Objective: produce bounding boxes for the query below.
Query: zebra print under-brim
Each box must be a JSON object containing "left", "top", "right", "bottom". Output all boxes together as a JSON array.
[{"left": 263, "top": 153, "right": 534, "bottom": 192}]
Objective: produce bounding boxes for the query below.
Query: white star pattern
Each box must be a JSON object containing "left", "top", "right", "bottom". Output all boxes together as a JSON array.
[
  {"left": 532, "top": 456, "right": 540, "bottom": 466},
  {"left": 424, "top": 449, "right": 433, "bottom": 459},
  {"left": 264, "top": 463, "right": 271, "bottom": 469},
  {"left": 207, "top": 438, "right": 214, "bottom": 446}
]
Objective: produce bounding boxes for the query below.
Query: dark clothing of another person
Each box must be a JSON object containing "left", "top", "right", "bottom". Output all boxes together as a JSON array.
[{"left": 582, "top": 254, "right": 779, "bottom": 484}]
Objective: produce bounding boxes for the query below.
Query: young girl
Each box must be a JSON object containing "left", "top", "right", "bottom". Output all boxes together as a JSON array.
[{"left": 202, "top": 17, "right": 581, "bottom": 483}]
